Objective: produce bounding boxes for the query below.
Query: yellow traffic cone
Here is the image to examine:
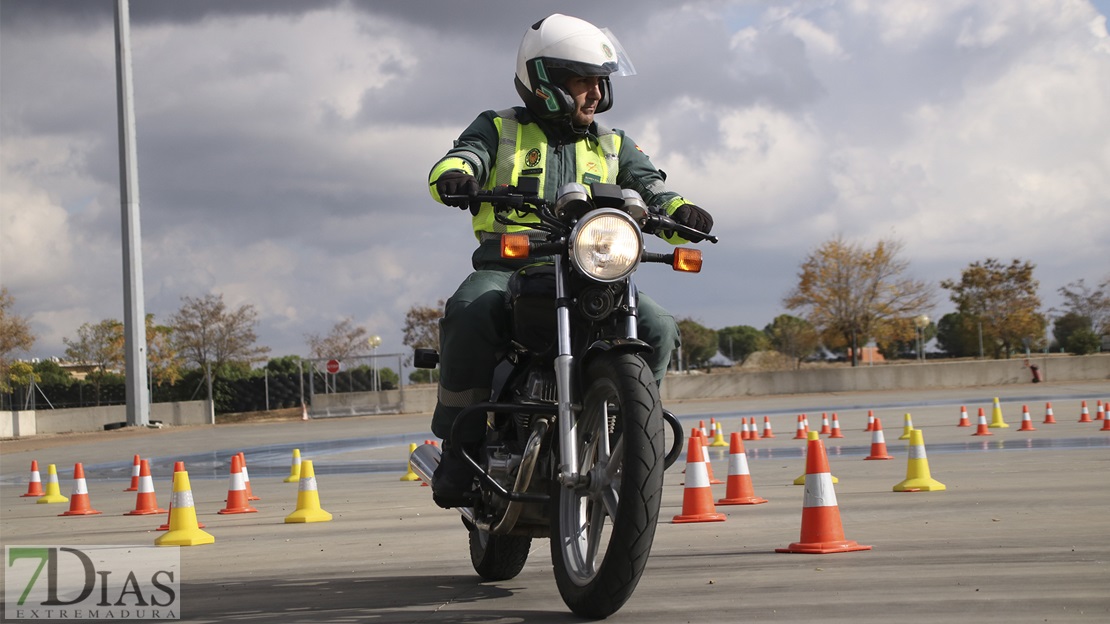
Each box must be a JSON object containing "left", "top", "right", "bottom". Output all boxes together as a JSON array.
[
  {"left": 794, "top": 432, "right": 838, "bottom": 485},
  {"left": 893, "top": 429, "right": 946, "bottom": 492},
  {"left": 709, "top": 422, "right": 729, "bottom": 447},
  {"left": 285, "top": 460, "right": 332, "bottom": 523},
  {"left": 284, "top": 448, "right": 302, "bottom": 483},
  {"left": 989, "top": 397, "right": 1009, "bottom": 428},
  {"left": 400, "top": 443, "right": 421, "bottom": 481},
  {"left": 898, "top": 413, "right": 915, "bottom": 440},
  {"left": 155, "top": 470, "right": 215, "bottom": 546},
  {"left": 36, "top": 463, "right": 69, "bottom": 504}
]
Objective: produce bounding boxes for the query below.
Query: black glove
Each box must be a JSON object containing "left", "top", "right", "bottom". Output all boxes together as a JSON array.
[
  {"left": 672, "top": 203, "right": 714, "bottom": 239},
  {"left": 435, "top": 171, "right": 480, "bottom": 213}
]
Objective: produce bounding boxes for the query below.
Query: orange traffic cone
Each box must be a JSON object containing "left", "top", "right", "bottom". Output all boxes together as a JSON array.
[
  {"left": 972, "top": 408, "right": 993, "bottom": 436},
  {"left": 1018, "top": 405, "right": 1036, "bottom": 432},
  {"left": 863, "top": 417, "right": 894, "bottom": 460},
  {"left": 60, "top": 463, "right": 101, "bottom": 516},
  {"left": 124, "top": 454, "right": 141, "bottom": 491},
  {"left": 125, "top": 459, "right": 167, "bottom": 515},
  {"left": 957, "top": 406, "right": 971, "bottom": 427},
  {"left": 1078, "top": 400, "right": 1092, "bottom": 422},
  {"left": 238, "top": 452, "right": 261, "bottom": 501},
  {"left": 793, "top": 415, "right": 807, "bottom": 439},
  {"left": 828, "top": 413, "right": 844, "bottom": 438},
  {"left": 717, "top": 433, "right": 767, "bottom": 505},
  {"left": 219, "top": 454, "right": 258, "bottom": 514},
  {"left": 301, "top": 401, "right": 309, "bottom": 421},
  {"left": 1097, "top": 401, "right": 1105, "bottom": 421},
  {"left": 36, "top": 464, "right": 69, "bottom": 504},
  {"left": 21, "top": 460, "right": 44, "bottom": 497},
  {"left": 761, "top": 416, "right": 775, "bottom": 438},
  {"left": 739, "top": 418, "right": 751, "bottom": 441},
  {"left": 698, "top": 420, "right": 709, "bottom": 441},
  {"left": 699, "top": 432, "right": 724, "bottom": 485},
  {"left": 776, "top": 432, "right": 871, "bottom": 554},
  {"left": 864, "top": 409, "right": 875, "bottom": 432},
  {"left": 819, "top": 412, "right": 831, "bottom": 435},
  {"left": 1101, "top": 408, "right": 1110, "bottom": 431},
  {"left": 673, "top": 436, "right": 727, "bottom": 523},
  {"left": 1043, "top": 402, "right": 1057, "bottom": 424},
  {"left": 156, "top": 469, "right": 215, "bottom": 546},
  {"left": 159, "top": 461, "right": 205, "bottom": 530}
]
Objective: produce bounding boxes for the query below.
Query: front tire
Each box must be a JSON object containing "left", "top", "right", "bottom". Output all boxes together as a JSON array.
[{"left": 550, "top": 353, "right": 664, "bottom": 618}]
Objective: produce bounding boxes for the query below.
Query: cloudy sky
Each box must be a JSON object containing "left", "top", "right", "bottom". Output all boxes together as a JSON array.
[{"left": 3, "top": 0, "right": 1109, "bottom": 366}]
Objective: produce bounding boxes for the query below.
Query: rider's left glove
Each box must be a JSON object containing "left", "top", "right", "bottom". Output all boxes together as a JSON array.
[
  {"left": 672, "top": 203, "right": 714, "bottom": 238},
  {"left": 436, "top": 171, "right": 481, "bottom": 215}
]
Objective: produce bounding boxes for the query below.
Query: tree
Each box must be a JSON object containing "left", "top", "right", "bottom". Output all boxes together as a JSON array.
[
  {"left": 764, "top": 314, "right": 819, "bottom": 369},
  {"left": 717, "top": 325, "right": 769, "bottom": 364},
  {"left": 783, "top": 235, "right": 934, "bottom": 366},
  {"left": 33, "top": 359, "right": 74, "bottom": 387},
  {"left": 935, "top": 312, "right": 979, "bottom": 358},
  {"left": 266, "top": 355, "right": 303, "bottom": 375},
  {"left": 1052, "top": 311, "right": 1090, "bottom": 353},
  {"left": 1065, "top": 328, "right": 1101, "bottom": 355},
  {"left": 1056, "top": 277, "right": 1110, "bottom": 337},
  {"left": 676, "top": 318, "right": 718, "bottom": 371},
  {"left": 940, "top": 258, "right": 1045, "bottom": 359},
  {"left": 170, "top": 293, "right": 270, "bottom": 374},
  {"left": 64, "top": 319, "right": 124, "bottom": 404},
  {"left": 0, "top": 287, "right": 35, "bottom": 393},
  {"left": 146, "top": 314, "right": 184, "bottom": 389},
  {"left": 306, "top": 318, "right": 369, "bottom": 360}
]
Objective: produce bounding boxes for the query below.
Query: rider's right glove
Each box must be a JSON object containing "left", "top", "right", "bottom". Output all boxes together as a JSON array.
[
  {"left": 435, "top": 171, "right": 480, "bottom": 214},
  {"left": 672, "top": 203, "right": 714, "bottom": 240}
]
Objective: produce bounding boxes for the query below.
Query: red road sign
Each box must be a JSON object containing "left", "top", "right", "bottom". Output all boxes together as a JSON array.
[{"left": 326, "top": 359, "right": 340, "bottom": 374}]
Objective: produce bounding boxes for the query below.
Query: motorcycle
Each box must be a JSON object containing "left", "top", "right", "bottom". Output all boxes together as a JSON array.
[{"left": 409, "top": 177, "right": 716, "bottom": 618}]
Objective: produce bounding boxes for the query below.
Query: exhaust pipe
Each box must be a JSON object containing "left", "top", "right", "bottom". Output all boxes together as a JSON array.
[{"left": 409, "top": 443, "right": 440, "bottom": 486}]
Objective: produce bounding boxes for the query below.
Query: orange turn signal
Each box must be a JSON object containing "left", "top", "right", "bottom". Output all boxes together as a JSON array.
[
  {"left": 672, "top": 248, "right": 702, "bottom": 273},
  {"left": 501, "top": 234, "right": 531, "bottom": 259}
]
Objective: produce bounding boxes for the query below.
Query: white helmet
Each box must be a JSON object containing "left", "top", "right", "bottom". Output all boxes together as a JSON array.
[{"left": 514, "top": 14, "right": 634, "bottom": 121}]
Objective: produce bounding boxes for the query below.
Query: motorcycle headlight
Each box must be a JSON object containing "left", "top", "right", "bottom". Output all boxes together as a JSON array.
[{"left": 568, "top": 209, "right": 643, "bottom": 282}]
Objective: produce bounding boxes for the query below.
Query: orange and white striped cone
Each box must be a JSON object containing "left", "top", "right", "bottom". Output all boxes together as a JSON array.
[
  {"left": 802, "top": 414, "right": 811, "bottom": 434},
  {"left": 124, "top": 454, "right": 141, "bottom": 491},
  {"left": 285, "top": 459, "right": 332, "bottom": 523},
  {"left": 1043, "top": 402, "right": 1057, "bottom": 424},
  {"left": 159, "top": 461, "right": 206, "bottom": 530},
  {"left": 700, "top": 432, "right": 724, "bottom": 485},
  {"left": 972, "top": 408, "right": 993, "bottom": 436},
  {"left": 59, "top": 463, "right": 101, "bottom": 516},
  {"left": 863, "top": 417, "right": 894, "bottom": 460},
  {"left": 777, "top": 432, "right": 871, "bottom": 554},
  {"left": 36, "top": 464, "right": 69, "bottom": 504},
  {"left": 1018, "top": 405, "right": 1037, "bottom": 432},
  {"left": 1079, "top": 400, "right": 1092, "bottom": 422},
  {"left": 1096, "top": 401, "right": 1105, "bottom": 421},
  {"left": 739, "top": 418, "right": 751, "bottom": 441},
  {"left": 125, "top": 459, "right": 167, "bottom": 515},
  {"left": 795, "top": 431, "right": 838, "bottom": 485},
  {"left": 21, "top": 460, "right": 44, "bottom": 497},
  {"left": 819, "top": 412, "right": 831, "bottom": 435},
  {"left": 698, "top": 420, "right": 709, "bottom": 441},
  {"left": 284, "top": 448, "right": 302, "bottom": 483},
  {"left": 673, "top": 436, "right": 727, "bottom": 523},
  {"left": 761, "top": 416, "right": 775, "bottom": 438},
  {"left": 828, "top": 413, "right": 844, "bottom": 438},
  {"left": 156, "top": 469, "right": 215, "bottom": 546},
  {"left": 238, "top": 452, "right": 261, "bottom": 501},
  {"left": 710, "top": 422, "right": 729, "bottom": 447},
  {"left": 1101, "top": 408, "right": 1110, "bottom": 432},
  {"left": 957, "top": 406, "right": 971, "bottom": 427},
  {"left": 898, "top": 413, "right": 914, "bottom": 440},
  {"left": 219, "top": 455, "right": 258, "bottom": 514},
  {"left": 793, "top": 415, "right": 807, "bottom": 440},
  {"left": 893, "top": 429, "right": 946, "bottom": 492},
  {"left": 717, "top": 433, "right": 767, "bottom": 506},
  {"left": 864, "top": 409, "right": 875, "bottom": 432}
]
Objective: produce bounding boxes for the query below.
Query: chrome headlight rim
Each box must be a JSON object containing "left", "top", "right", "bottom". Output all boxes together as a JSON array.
[{"left": 568, "top": 209, "right": 643, "bottom": 283}]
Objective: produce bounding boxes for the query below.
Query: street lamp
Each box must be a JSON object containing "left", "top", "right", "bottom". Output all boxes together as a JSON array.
[
  {"left": 914, "top": 314, "right": 930, "bottom": 362},
  {"left": 368, "top": 335, "right": 382, "bottom": 393}
]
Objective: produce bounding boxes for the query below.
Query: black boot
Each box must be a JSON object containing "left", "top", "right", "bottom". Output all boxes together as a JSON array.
[{"left": 432, "top": 442, "right": 476, "bottom": 509}]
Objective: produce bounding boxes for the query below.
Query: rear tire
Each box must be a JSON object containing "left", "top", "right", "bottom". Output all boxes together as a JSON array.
[
  {"left": 469, "top": 528, "right": 531, "bottom": 582},
  {"left": 549, "top": 353, "right": 664, "bottom": 618}
]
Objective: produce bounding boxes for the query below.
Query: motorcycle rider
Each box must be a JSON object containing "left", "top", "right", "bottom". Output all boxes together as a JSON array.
[{"left": 428, "top": 14, "right": 714, "bottom": 508}]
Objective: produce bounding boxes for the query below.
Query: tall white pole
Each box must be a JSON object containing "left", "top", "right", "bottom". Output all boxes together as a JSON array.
[{"left": 115, "top": 0, "right": 150, "bottom": 426}]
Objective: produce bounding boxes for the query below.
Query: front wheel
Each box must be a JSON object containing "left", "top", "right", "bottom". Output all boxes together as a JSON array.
[{"left": 550, "top": 353, "right": 664, "bottom": 618}]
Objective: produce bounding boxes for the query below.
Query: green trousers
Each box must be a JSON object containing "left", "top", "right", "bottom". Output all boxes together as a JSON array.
[{"left": 432, "top": 243, "right": 680, "bottom": 442}]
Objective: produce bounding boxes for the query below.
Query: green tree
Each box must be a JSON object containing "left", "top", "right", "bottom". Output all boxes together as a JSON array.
[
  {"left": 146, "top": 314, "right": 183, "bottom": 389},
  {"left": 935, "top": 312, "right": 979, "bottom": 358},
  {"left": 940, "top": 259, "right": 1045, "bottom": 359},
  {"left": 0, "top": 288, "right": 35, "bottom": 393},
  {"left": 33, "top": 359, "right": 73, "bottom": 386},
  {"left": 170, "top": 293, "right": 270, "bottom": 374},
  {"left": 64, "top": 319, "right": 124, "bottom": 404},
  {"left": 717, "top": 325, "right": 769, "bottom": 364},
  {"left": 1056, "top": 277, "right": 1110, "bottom": 337},
  {"left": 1065, "top": 328, "right": 1101, "bottom": 355},
  {"left": 764, "top": 314, "right": 819, "bottom": 369},
  {"left": 265, "top": 355, "right": 303, "bottom": 375},
  {"left": 677, "top": 318, "right": 718, "bottom": 371},
  {"left": 784, "top": 235, "right": 935, "bottom": 366},
  {"left": 1052, "top": 311, "right": 1090, "bottom": 353}
]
